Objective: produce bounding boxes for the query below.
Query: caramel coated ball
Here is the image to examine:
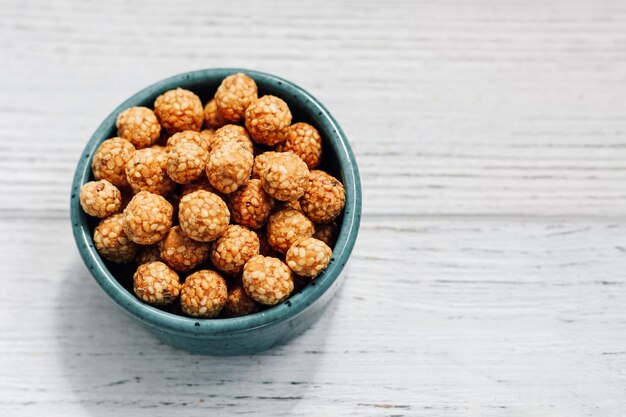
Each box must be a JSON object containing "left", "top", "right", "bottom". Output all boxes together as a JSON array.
[
  {"left": 94, "top": 213, "right": 139, "bottom": 263},
  {"left": 166, "top": 141, "right": 207, "bottom": 184},
  {"left": 245, "top": 95, "right": 292, "bottom": 146},
  {"left": 228, "top": 179, "right": 275, "bottom": 230},
  {"left": 275, "top": 122, "right": 322, "bottom": 169},
  {"left": 313, "top": 221, "right": 339, "bottom": 248},
  {"left": 266, "top": 208, "right": 314, "bottom": 254},
  {"left": 211, "top": 124, "right": 254, "bottom": 154},
  {"left": 210, "top": 225, "right": 260, "bottom": 274},
  {"left": 203, "top": 99, "right": 226, "bottom": 129},
  {"left": 135, "top": 244, "right": 161, "bottom": 265},
  {"left": 116, "top": 106, "right": 161, "bottom": 149},
  {"left": 133, "top": 261, "right": 181, "bottom": 305},
  {"left": 300, "top": 170, "right": 346, "bottom": 223},
  {"left": 91, "top": 137, "right": 135, "bottom": 189},
  {"left": 125, "top": 147, "right": 175, "bottom": 195},
  {"left": 261, "top": 152, "right": 309, "bottom": 202},
  {"left": 178, "top": 190, "right": 230, "bottom": 242},
  {"left": 123, "top": 191, "right": 173, "bottom": 245},
  {"left": 286, "top": 237, "right": 332, "bottom": 278},
  {"left": 160, "top": 226, "right": 210, "bottom": 272},
  {"left": 167, "top": 130, "right": 208, "bottom": 152},
  {"left": 223, "top": 284, "right": 259, "bottom": 318},
  {"left": 242, "top": 255, "right": 293, "bottom": 305},
  {"left": 206, "top": 141, "right": 253, "bottom": 194},
  {"left": 180, "top": 270, "right": 228, "bottom": 318},
  {"left": 215, "top": 73, "right": 258, "bottom": 123},
  {"left": 251, "top": 151, "right": 277, "bottom": 179},
  {"left": 154, "top": 88, "right": 204, "bottom": 134},
  {"left": 79, "top": 180, "right": 121, "bottom": 218}
]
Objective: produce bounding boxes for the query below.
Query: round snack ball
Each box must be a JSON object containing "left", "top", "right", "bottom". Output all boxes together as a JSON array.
[
  {"left": 181, "top": 176, "right": 221, "bottom": 198},
  {"left": 123, "top": 191, "right": 173, "bottom": 245},
  {"left": 286, "top": 237, "right": 332, "bottom": 278},
  {"left": 166, "top": 141, "right": 207, "bottom": 184},
  {"left": 180, "top": 270, "right": 228, "bottom": 318},
  {"left": 203, "top": 99, "right": 226, "bottom": 129},
  {"left": 228, "top": 179, "right": 275, "bottom": 230},
  {"left": 79, "top": 180, "right": 122, "bottom": 218},
  {"left": 116, "top": 106, "right": 161, "bottom": 149},
  {"left": 212, "top": 124, "right": 254, "bottom": 154},
  {"left": 313, "top": 221, "right": 338, "bottom": 248},
  {"left": 160, "top": 226, "right": 210, "bottom": 272},
  {"left": 242, "top": 255, "right": 293, "bottom": 305},
  {"left": 167, "top": 130, "right": 209, "bottom": 152},
  {"left": 178, "top": 190, "right": 230, "bottom": 242},
  {"left": 215, "top": 73, "right": 258, "bottom": 123},
  {"left": 300, "top": 170, "right": 346, "bottom": 223},
  {"left": 206, "top": 141, "right": 253, "bottom": 194},
  {"left": 94, "top": 213, "right": 139, "bottom": 263},
  {"left": 261, "top": 152, "right": 309, "bottom": 202},
  {"left": 223, "top": 284, "right": 259, "bottom": 318},
  {"left": 210, "top": 225, "right": 260, "bottom": 274},
  {"left": 275, "top": 123, "right": 322, "bottom": 169},
  {"left": 266, "top": 208, "right": 314, "bottom": 254},
  {"left": 133, "top": 261, "right": 181, "bottom": 306},
  {"left": 245, "top": 95, "right": 292, "bottom": 146},
  {"left": 154, "top": 88, "right": 204, "bottom": 134},
  {"left": 91, "top": 137, "right": 135, "bottom": 189},
  {"left": 135, "top": 244, "right": 161, "bottom": 265},
  {"left": 125, "top": 147, "right": 175, "bottom": 195},
  {"left": 278, "top": 199, "right": 302, "bottom": 212},
  {"left": 251, "top": 151, "right": 277, "bottom": 179}
]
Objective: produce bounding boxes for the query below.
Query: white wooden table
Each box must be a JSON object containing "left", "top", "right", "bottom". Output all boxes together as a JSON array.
[{"left": 2, "top": 0, "right": 626, "bottom": 415}]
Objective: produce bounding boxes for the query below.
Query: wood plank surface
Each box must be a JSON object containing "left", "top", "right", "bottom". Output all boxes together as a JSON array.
[{"left": 1, "top": 0, "right": 625, "bottom": 415}]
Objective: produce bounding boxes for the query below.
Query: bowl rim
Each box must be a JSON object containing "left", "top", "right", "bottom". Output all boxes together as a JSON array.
[{"left": 70, "top": 68, "right": 361, "bottom": 336}]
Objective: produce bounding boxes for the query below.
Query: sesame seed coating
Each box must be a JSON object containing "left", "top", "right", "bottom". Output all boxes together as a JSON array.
[
  {"left": 178, "top": 190, "right": 230, "bottom": 242},
  {"left": 286, "top": 237, "right": 332, "bottom": 278},
  {"left": 245, "top": 95, "right": 292, "bottom": 146},
  {"left": 123, "top": 191, "right": 173, "bottom": 245},
  {"left": 210, "top": 225, "right": 260, "bottom": 274},
  {"left": 275, "top": 123, "right": 322, "bottom": 169},
  {"left": 125, "top": 147, "right": 175, "bottom": 196},
  {"left": 154, "top": 88, "right": 204, "bottom": 134},
  {"left": 228, "top": 179, "right": 275, "bottom": 230},
  {"left": 166, "top": 141, "right": 207, "bottom": 184},
  {"left": 313, "top": 221, "right": 339, "bottom": 248},
  {"left": 242, "top": 255, "right": 293, "bottom": 305},
  {"left": 91, "top": 137, "right": 135, "bottom": 189},
  {"left": 206, "top": 141, "right": 253, "bottom": 194},
  {"left": 180, "top": 270, "right": 228, "bottom": 318},
  {"left": 215, "top": 73, "right": 258, "bottom": 123},
  {"left": 261, "top": 152, "right": 309, "bottom": 202},
  {"left": 203, "top": 99, "right": 226, "bottom": 129},
  {"left": 94, "top": 213, "right": 139, "bottom": 264},
  {"left": 300, "top": 170, "right": 346, "bottom": 224},
  {"left": 251, "top": 151, "right": 277, "bottom": 179},
  {"left": 135, "top": 244, "right": 161, "bottom": 265},
  {"left": 133, "top": 261, "right": 180, "bottom": 305},
  {"left": 223, "top": 284, "right": 259, "bottom": 318},
  {"left": 278, "top": 199, "right": 302, "bottom": 212},
  {"left": 167, "top": 130, "right": 209, "bottom": 152},
  {"left": 116, "top": 106, "right": 161, "bottom": 149},
  {"left": 212, "top": 124, "right": 254, "bottom": 154},
  {"left": 159, "top": 226, "right": 210, "bottom": 272},
  {"left": 266, "top": 208, "right": 314, "bottom": 254},
  {"left": 79, "top": 180, "right": 122, "bottom": 218}
]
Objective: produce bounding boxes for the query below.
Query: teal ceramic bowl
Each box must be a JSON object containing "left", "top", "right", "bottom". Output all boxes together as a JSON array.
[{"left": 70, "top": 68, "right": 361, "bottom": 355}]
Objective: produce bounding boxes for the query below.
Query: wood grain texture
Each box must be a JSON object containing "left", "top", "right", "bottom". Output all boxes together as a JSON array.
[{"left": 1, "top": 0, "right": 626, "bottom": 415}]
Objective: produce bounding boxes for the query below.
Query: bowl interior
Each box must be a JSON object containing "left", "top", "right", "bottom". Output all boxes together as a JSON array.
[{"left": 71, "top": 68, "right": 361, "bottom": 335}]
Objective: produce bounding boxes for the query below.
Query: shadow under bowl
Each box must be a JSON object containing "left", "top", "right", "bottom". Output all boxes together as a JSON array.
[{"left": 70, "top": 68, "right": 362, "bottom": 356}]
